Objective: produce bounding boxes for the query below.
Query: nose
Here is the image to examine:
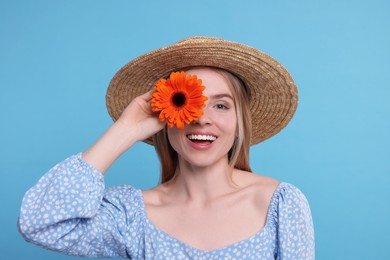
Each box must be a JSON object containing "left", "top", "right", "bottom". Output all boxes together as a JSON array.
[{"left": 192, "top": 108, "right": 212, "bottom": 126}]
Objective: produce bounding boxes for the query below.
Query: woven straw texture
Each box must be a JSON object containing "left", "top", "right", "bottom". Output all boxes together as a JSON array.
[{"left": 106, "top": 36, "right": 298, "bottom": 145}]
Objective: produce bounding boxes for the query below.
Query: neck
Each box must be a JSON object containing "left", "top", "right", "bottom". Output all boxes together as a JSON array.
[{"left": 167, "top": 156, "right": 236, "bottom": 206}]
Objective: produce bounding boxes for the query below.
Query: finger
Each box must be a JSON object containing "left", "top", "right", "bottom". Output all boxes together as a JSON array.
[{"left": 140, "top": 90, "right": 154, "bottom": 101}]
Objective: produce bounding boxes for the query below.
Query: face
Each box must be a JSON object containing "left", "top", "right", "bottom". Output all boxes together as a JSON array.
[{"left": 167, "top": 67, "right": 237, "bottom": 168}]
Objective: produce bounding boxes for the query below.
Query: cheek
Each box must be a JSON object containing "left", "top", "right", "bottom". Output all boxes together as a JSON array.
[
  {"left": 167, "top": 127, "right": 183, "bottom": 152},
  {"left": 218, "top": 114, "right": 237, "bottom": 135}
]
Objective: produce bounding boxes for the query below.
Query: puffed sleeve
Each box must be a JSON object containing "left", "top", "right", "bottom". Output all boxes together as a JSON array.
[
  {"left": 275, "top": 183, "right": 315, "bottom": 260},
  {"left": 17, "top": 154, "right": 145, "bottom": 258}
]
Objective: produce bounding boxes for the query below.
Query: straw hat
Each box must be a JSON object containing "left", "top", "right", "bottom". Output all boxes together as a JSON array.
[{"left": 106, "top": 36, "right": 298, "bottom": 145}]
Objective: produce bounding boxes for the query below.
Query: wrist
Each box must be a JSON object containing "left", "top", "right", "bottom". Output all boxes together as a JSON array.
[{"left": 108, "top": 120, "right": 140, "bottom": 149}]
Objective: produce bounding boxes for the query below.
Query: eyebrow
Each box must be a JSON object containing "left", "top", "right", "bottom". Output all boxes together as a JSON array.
[{"left": 208, "top": 94, "right": 234, "bottom": 101}]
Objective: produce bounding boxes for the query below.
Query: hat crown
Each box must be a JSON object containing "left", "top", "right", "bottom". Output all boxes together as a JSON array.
[{"left": 176, "top": 36, "right": 221, "bottom": 44}]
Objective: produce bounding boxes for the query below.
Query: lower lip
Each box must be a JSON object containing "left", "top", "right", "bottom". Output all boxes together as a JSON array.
[{"left": 187, "top": 139, "right": 215, "bottom": 150}]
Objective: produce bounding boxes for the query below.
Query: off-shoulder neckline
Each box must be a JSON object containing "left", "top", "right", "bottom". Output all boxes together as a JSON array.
[{"left": 137, "top": 182, "right": 289, "bottom": 253}]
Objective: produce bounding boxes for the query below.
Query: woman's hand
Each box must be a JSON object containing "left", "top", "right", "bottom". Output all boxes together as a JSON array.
[
  {"left": 116, "top": 90, "right": 165, "bottom": 142},
  {"left": 82, "top": 91, "right": 165, "bottom": 174}
]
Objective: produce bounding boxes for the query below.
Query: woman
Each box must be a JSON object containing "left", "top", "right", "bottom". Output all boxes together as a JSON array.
[{"left": 18, "top": 37, "right": 314, "bottom": 259}]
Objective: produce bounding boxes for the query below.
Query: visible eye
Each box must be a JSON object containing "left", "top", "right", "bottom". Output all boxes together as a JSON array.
[{"left": 215, "top": 103, "right": 228, "bottom": 110}]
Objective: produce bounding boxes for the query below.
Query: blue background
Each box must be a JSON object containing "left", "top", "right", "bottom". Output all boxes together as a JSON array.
[{"left": 1, "top": 0, "right": 389, "bottom": 259}]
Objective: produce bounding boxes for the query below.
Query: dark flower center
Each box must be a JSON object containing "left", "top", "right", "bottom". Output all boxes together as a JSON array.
[{"left": 172, "top": 92, "right": 186, "bottom": 107}]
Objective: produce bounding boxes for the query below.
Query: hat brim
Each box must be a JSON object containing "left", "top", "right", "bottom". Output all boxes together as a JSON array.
[{"left": 106, "top": 36, "right": 298, "bottom": 145}]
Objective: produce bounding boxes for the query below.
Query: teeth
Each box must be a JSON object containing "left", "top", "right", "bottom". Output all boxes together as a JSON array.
[{"left": 187, "top": 134, "right": 217, "bottom": 141}]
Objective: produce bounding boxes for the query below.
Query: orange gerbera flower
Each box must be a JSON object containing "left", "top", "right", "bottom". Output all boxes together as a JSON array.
[{"left": 151, "top": 71, "right": 208, "bottom": 129}]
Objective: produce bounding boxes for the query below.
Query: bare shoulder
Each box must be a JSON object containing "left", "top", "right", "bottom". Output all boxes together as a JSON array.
[
  {"left": 141, "top": 183, "right": 169, "bottom": 206},
  {"left": 232, "top": 169, "right": 280, "bottom": 206},
  {"left": 233, "top": 169, "right": 279, "bottom": 189}
]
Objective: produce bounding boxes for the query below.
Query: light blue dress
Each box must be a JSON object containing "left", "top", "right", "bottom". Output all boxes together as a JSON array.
[{"left": 18, "top": 154, "right": 315, "bottom": 259}]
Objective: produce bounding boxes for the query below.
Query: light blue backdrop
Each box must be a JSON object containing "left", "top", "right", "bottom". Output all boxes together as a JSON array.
[{"left": 1, "top": 0, "right": 389, "bottom": 259}]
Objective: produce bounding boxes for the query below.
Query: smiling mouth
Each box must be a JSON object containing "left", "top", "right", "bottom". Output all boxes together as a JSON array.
[{"left": 187, "top": 134, "right": 217, "bottom": 143}]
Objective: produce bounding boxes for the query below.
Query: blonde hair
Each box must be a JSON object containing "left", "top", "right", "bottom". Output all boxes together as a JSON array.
[{"left": 153, "top": 67, "right": 252, "bottom": 183}]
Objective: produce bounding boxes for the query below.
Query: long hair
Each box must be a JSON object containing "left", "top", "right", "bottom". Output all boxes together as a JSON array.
[{"left": 153, "top": 67, "right": 252, "bottom": 183}]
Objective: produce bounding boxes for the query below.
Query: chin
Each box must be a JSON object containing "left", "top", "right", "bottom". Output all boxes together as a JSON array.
[{"left": 181, "top": 153, "right": 229, "bottom": 168}]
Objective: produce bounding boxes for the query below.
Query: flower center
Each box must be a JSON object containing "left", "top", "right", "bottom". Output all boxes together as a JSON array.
[{"left": 171, "top": 92, "right": 187, "bottom": 108}]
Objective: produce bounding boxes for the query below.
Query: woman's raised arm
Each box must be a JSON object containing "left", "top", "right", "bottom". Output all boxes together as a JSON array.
[{"left": 82, "top": 90, "right": 164, "bottom": 174}]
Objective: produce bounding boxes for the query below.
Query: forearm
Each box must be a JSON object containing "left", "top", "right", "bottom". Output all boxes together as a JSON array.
[{"left": 82, "top": 121, "right": 139, "bottom": 174}]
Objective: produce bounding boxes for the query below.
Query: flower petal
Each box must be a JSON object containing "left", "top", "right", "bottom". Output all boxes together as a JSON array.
[{"left": 151, "top": 71, "right": 207, "bottom": 129}]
